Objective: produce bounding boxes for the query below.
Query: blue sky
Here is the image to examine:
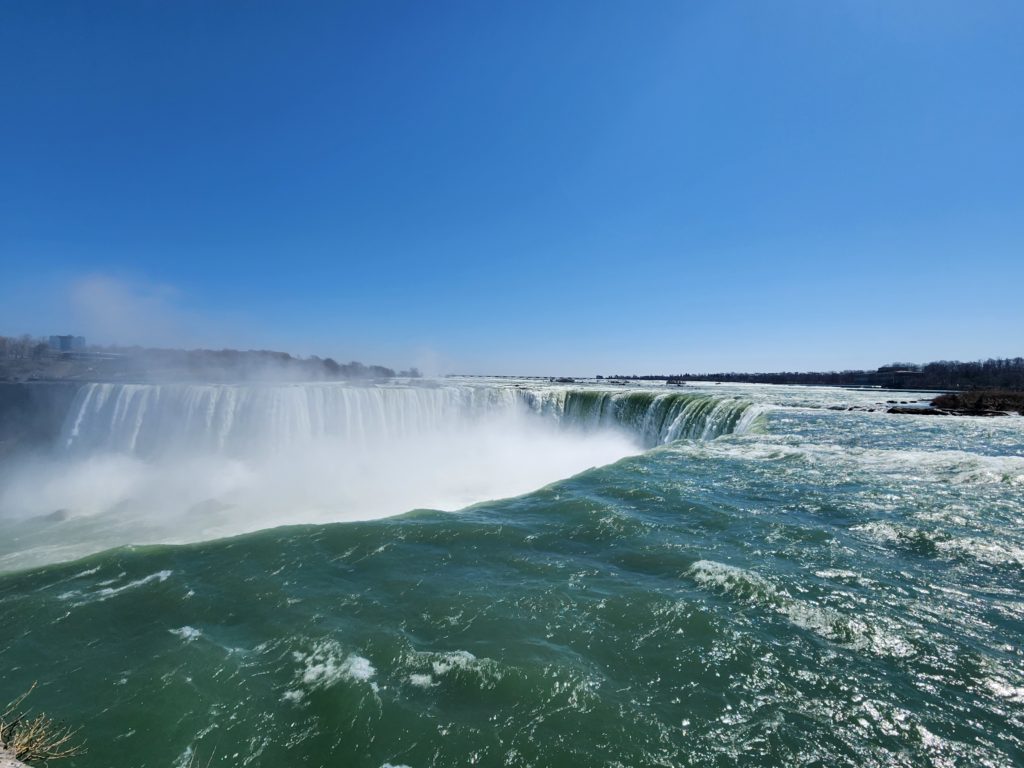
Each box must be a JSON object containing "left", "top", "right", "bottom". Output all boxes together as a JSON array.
[{"left": 1, "top": 1, "right": 1021, "bottom": 375}]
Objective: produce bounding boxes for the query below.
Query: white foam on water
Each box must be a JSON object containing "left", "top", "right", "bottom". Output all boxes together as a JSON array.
[
  {"left": 60, "top": 569, "right": 173, "bottom": 606},
  {"left": 982, "top": 676, "right": 1024, "bottom": 703},
  {"left": 688, "top": 560, "right": 773, "bottom": 598},
  {"left": 669, "top": 439, "right": 1024, "bottom": 487},
  {"left": 286, "top": 641, "right": 379, "bottom": 702},
  {"left": 851, "top": 522, "right": 1024, "bottom": 567},
  {"left": 934, "top": 537, "right": 1024, "bottom": 567},
  {"left": 430, "top": 650, "right": 479, "bottom": 676},
  {"left": 170, "top": 626, "right": 202, "bottom": 642},
  {"left": 398, "top": 649, "right": 503, "bottom": 690},
  {"left": 339, "top": 655, "right": 377, "bottom": 683},
  {"left": 94, "top": 569, "right": 173, "bottom": 600},
  {"left": 688, "top": 560, "right": 916, "bottom": 658},
  {"left": 173, "top": 746, "right": 194, "bottom": 768}
]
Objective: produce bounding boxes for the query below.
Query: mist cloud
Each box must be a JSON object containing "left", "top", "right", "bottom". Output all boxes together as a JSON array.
[{"left": 69, "top": 275, "right": 204, "bottom": 348}]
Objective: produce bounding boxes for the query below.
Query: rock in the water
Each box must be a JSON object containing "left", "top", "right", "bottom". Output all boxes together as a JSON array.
[
  {"left": 887, "top": 406, "right": 948, "bottom": 415},
  {"left": 0, "top": 746, "right": 30, "bottom": 768}
]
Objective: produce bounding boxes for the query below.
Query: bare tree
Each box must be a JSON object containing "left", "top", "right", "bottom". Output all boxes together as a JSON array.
[{"left": 1, "top": 684, "right": 85, "bottom": 766}]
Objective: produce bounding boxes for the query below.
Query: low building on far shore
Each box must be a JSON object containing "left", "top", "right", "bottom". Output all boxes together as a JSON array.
[{"left": 48, "top": 335, "right": 86, "bottom": 352}]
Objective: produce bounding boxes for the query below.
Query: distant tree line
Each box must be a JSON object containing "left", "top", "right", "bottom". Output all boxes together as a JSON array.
[
  {"left": 0, "top": 336, "right": 421, "bottom": 382},
  {"left": 0, "top": 335, "right": 49, "bottom": 361},
  {"left": 100, "top": 346, "right": 407, "bottom": 380},
  {"left": 604, "top": 357, "right": 1024, "bottom": 391}
]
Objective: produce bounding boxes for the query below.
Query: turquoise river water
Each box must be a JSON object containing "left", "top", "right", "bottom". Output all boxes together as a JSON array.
[{"left": 0, "top": 380, "right": 1021, "bottom": 767}]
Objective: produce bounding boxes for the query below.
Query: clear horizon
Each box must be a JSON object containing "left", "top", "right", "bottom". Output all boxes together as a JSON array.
[{"left": 2, "top": 2, "right": 1022, "bottom": 375}]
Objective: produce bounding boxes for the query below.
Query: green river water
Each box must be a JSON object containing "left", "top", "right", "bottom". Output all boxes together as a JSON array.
[{"left": 0, "top": 381, "right": 1021, "bottom": 767}]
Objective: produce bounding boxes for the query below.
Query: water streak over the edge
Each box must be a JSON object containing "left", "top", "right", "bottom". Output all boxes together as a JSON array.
[{"left": 60, "top": 382, "right": 761, "bottom": 456}]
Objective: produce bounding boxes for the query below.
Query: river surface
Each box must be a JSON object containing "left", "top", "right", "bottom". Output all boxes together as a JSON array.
[{"left": 0, "top": 380, "right": 1021, "bottom": 766}]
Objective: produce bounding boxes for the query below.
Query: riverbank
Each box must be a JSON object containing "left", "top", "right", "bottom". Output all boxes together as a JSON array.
[
  {"left": 887, "top": 390, "right": 1024, "bottom": 417},
  {"left": 932, "top": 390, "right": 1024, "bottom": 415},
  {"left": 0, "top": 345, "right": 411, "bottom": 384}
]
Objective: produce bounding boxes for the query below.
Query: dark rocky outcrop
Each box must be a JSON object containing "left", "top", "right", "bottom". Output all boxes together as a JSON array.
[
  {"left": 886, "top": 406, "right": 948, "bottom": 416},
  {"left": 930, "top": 391, "right": 1024, "bottom": 416},
  {"left": 885, "top": 391, "right": 1024, "bottom": 417}
]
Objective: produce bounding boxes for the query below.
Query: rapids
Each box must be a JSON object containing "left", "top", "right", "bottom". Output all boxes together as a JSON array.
[{"left": 0, "top": 380, "right": 1021, "bottom": 767}]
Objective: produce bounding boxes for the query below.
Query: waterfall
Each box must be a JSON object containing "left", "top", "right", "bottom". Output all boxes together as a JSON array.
[
  {"left": 516, "top": 389, "right": 763, "bottom": 445},
  {"left": 60, "top": 382, "right": 762, "bottom": 457}
]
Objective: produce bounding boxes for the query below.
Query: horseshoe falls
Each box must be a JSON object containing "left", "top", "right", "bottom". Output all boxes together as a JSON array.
[
  {"left": 59, "top": 381, "right": 760, "bottom": 457},
  {"left": 0, "top": 379, "right": 1022, "bottom": 767},
  {"left": 1, "top": 381, "right": 760, "bottom": 568}
]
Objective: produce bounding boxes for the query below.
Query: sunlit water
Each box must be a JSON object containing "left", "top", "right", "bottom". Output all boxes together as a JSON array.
[{"left": 0, "top": 380, "right": 1021, "bottom": 767}]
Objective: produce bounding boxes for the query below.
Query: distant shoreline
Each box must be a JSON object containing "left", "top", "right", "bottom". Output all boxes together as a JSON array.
[
  {"left": 454, "top": 358, "right": 1024, "bottom": 392},
  {"left": 604, "top": 358, "right": 1024, "bottom": 392},
  {"left": 0, "top": 341, "right": 419, "bottom": 385}
]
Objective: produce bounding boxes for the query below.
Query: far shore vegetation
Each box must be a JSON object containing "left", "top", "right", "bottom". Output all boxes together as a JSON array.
[
  {"left": 0, "top": 335, "right": 420, "bottom": 383},
  {"left": 2, "top": 334, "right": 1022, "bottom": 394},
  {"left": 606, "top": 358, "right": 1024, "bottom": 392}
]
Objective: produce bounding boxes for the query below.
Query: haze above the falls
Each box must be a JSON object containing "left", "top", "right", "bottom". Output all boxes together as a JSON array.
[
  {"left": 0, "top": 384, "right": 642, "bottom": 571},
  {"left": 0, "top": 378, "right": 766, "bottom": 570}
]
